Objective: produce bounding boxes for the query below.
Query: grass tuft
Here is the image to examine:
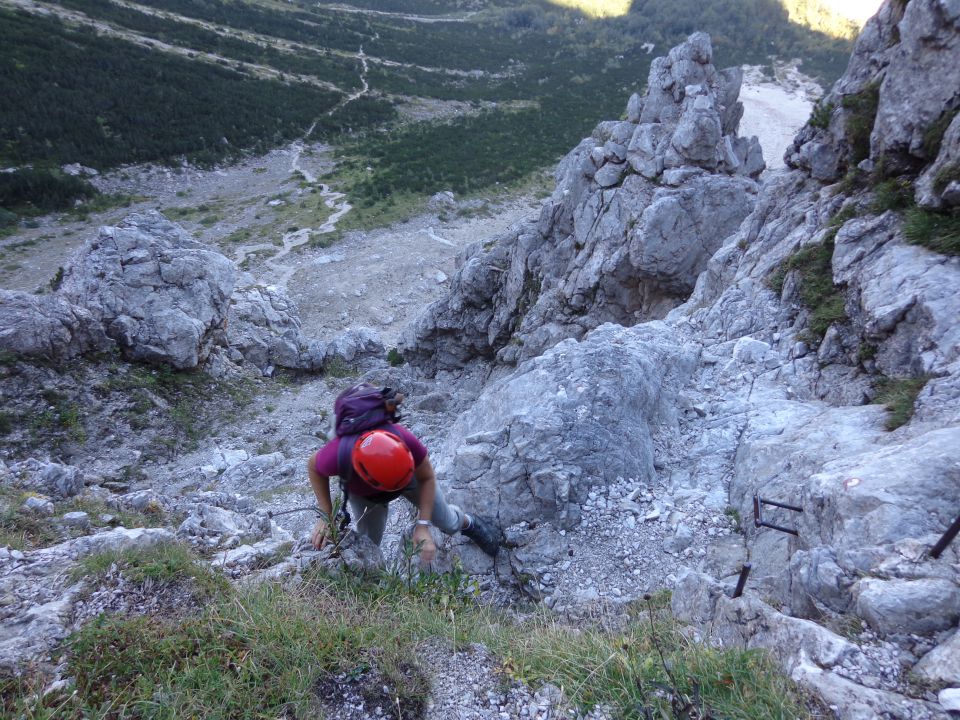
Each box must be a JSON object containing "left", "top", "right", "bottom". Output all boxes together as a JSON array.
[
  {"left": 903, "top": 207, "right": 960, "bottom": 256},
  {"left": 72, "top": 540, "right": 228, "bottom": 596},
  {"left": 873, "top": 375, "right": 932, "bottom": 430},
  {"left": 870, "top": 178, "right": 913, "bottom": 213},
  {"left": 841, "top": 83, "right": 880, "bottom": 165},
  {"left": 771, "top": 231, "right": 847, "bottom": 345}
]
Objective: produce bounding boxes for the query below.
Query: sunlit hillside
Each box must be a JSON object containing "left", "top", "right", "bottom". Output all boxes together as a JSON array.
[
  {"left": 547, "top": 0, "right": 632, "bottom": 17},
  {"left": 782, "top": 0, "right": 880, "bottom": 38}
]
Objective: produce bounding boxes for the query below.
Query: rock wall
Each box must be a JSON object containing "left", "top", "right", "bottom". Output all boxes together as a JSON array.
[
  {"left": 401, "top": 33, "right": 763, "bottom": 374},
  {"left": 416, "top": 6, "right": 960, "bottom": 716}
]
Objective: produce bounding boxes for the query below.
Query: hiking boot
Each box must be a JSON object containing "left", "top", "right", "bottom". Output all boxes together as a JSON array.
[{"left": 463, "top": 514, "right": 500, "bottom": 557}]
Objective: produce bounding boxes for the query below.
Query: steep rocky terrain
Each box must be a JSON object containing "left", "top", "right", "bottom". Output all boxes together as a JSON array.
[{"left": 1, "top": 1, "right": 958, "bottom": 718}]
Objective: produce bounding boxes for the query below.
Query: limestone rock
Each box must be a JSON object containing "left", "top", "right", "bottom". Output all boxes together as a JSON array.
[
  {"left": 0, "top": 290, "right": 113, "bottom": 361},
  {"left": 855, "top": 577, "right": 960, "bottom": 635},
  {"left": 401, "top": 33, "right": 762, "bottom": 374},
  {"left": 914, "top": 628, "right": 960, "bottom": 685},
  {"left": 873, "top": 0, "right": 960, "bottom": 164},
  {"left": 60, "top": 212, "right": 235, "bottom": 369},
  {"left": 9, "top": 459, "right": 85, "bottom": 498},
  {"left": 435, "top": 322, "right": 696, "bottom": 534},
  {"left": 227, "top": 282, "right": 318, "bottom": 371},
  {"left": 320, "top": 327, "right": 386, "bottom": 369},
  {"left": 177, "top": 505, "right": 272, "bottom": 548}
]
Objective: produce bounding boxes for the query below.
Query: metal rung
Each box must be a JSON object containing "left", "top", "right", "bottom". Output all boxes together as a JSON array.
[{"left": 753, "top": 494, "right": 803, "bottom": 536}]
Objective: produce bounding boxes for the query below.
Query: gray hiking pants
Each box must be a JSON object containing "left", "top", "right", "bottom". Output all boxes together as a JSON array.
[{"left": 348, "top": 478, "right": 464, "bottom": 546}]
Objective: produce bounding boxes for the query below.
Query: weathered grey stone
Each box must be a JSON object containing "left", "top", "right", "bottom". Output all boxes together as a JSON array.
[
  {"left": 10, "top": 460, "right": 85, "bottom": 499},
  {"left": 940, "top": 688, "right": 960, "bottom": 713},
  {"left": 61, "top": 511, "right": 90, "bottom": 529},
  {"left": 593, "top": 161, "right": 626, "bottom": 187},
  {"left": 177, "top": 505, "right": 271, "bottom": 547},
  {"left": 60, "top": 212, "right": 235, "bottom": 369},
  {"left": 401, "top": 33, "right": 761, "bottom": 374},
  {"left": 667, "top": 88, "right": 723, "bottom": 169},
  {"left": 914, "top": 628, "right": 960, "bottom": 685},
  {"left": 436, "top": 322, "right": 696, "bottom": 533},
  {"left": 22, "top": 496, "right": 54, "bottom": 515},
  {"left": 0, "top": 290, "right": 113, "bottom": 361},
  {"left": 855, "top": 577, "right": 960, "bottom": 635},
  {"left": 625, "top": 92, "right": 643, "bottom": 123},
  {"left": 227, "top": 282, "right": 317, "bottom": 371},
  {"left": 873, "top": 0, "right": 960, "bottom": 163}
]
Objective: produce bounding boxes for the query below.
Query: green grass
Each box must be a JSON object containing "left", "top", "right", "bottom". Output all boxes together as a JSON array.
[
  {"left": 841, "top": 83, "right": 880, "bottom": 165},
  {"left": 3, "top": 567, "right": 811, "bottom": 720},
  {"left": 933, "top": 162, "right": 960, "bottom": 194},
  {"left": 770, "top": 230, "right": 847, "bottom": 344},
  {"left": 72, "top": 540, "right": 228, "bottom": 596},
  {"left": 922, "top": 108, "right": 959, "bottom": 159},
  {"left": 30, "top": 362, "right": 257, "bottom": 460},
  {"left": 870, "top": 178, "right": 913, "bottom": 214},
  {"left": 903, "top": 207, "right": 960, "bottom": 256},
  {"left": 873, "top": 375, "right": 932, "bottom": 430},
  {"left": 0, "top": 491, "right": 173, "bottom": 551}
]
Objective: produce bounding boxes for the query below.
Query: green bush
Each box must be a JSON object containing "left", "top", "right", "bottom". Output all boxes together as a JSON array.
[
  {"left": 775, "top": 232, "right": 847, "bottom": 344},
  {"left": 870, "top": 178, "right": 913, "bottom": 213},
  {"left": 808, "top": 99, "right": 835, "bottom": 130},
  {"left": 387, "top": 348, "right": 404, "bottom": 367}
]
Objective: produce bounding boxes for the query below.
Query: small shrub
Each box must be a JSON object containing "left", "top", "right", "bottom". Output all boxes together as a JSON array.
[
  {"left": 903, "top": 207, "right": 960, "bottom": 256},
  {"left": 873, "top": 375, "right": 932, "bottom": 430},
  {"left": 842, "top": 83, "right": 880, "bottom": 165},
  {"left": 386, "top": 348, "right": 404, "bottom": 367},
  {"left": 808, "top": 99, "right": 835, "bottom": 130},
  {"left": 323, "top": 357, "right": 353, "bottom": 378}
]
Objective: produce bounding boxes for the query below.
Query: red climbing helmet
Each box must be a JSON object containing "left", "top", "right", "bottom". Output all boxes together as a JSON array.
[{"left": 352, "top": 429, "right": 415, "bottom": 491}]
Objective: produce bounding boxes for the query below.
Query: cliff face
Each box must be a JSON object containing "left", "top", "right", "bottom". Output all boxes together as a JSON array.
[
  {"left": 411, "top": 1, "right": 959, "bottom": 715},
  {"left": 400, "top": 32, "right": 764, "bottom": 373}
]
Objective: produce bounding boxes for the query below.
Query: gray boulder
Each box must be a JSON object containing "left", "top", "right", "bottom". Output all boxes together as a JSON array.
[
  {"left": 60, "top": 212, "right": 235, "bottom": 369},
  {"left": 227, "top": 281, "right": 320, "bottom": 371},
  {"left": 9, "top": 459, "right": 85, "bottom": 499},
  {"left": 0, "top": 290, "right": 113, "bottom": 361},
  {"left": 914, "top": 628, "right": 960, "bottom": 685},
  {"left": 434, "top": 322, "right": 696, "bottom": 531}
]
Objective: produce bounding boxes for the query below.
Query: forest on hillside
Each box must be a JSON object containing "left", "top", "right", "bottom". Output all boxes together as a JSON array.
[{"left": 0, "top": 0, "right": 856, "bottom": 214}]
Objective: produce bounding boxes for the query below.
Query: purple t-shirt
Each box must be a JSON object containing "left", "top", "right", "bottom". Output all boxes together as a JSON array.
[{"left": 314, "top": 424, "right": 428, "bottom": 497}]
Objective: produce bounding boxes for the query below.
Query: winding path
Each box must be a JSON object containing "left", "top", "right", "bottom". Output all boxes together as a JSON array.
[{"left": 231, "top": 38, "right": 374, "bottom": 288}]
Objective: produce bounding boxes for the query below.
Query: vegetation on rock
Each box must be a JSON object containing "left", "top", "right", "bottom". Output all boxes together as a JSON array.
[{"left": 2, "top": 565, "right": 811, "bottom": 720}]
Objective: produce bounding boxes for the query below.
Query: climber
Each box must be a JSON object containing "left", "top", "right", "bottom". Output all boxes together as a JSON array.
[{"left": 307, "top": 424, "right": 500, "bottom": 563}]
